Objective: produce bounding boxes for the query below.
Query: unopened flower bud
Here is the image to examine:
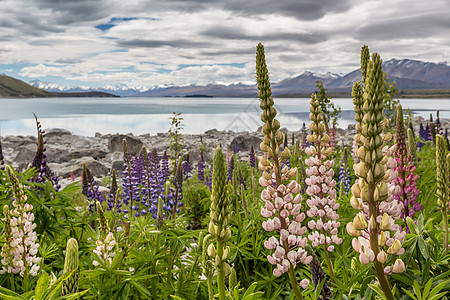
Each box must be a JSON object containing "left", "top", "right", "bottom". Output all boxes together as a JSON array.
[
  {"left": 392, "top": 259, "right": 405, "bottom": 273},
  {"left": 377, "top": 250, "right": 387, "bottom": 263},
  {"left": 387, "top": 239, "right": 401, "bottom": 255},
  {"left": 353, "top": 213, "right": 367, "bottom": 230}
]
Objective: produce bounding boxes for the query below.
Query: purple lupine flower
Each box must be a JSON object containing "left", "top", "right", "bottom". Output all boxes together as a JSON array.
[
  {"left": 233, "top": 143, "right": 240, "bottom": 154},
  {"left": 435, "top": 111, "right": 442, "bottom": 136},
  {"left": 227, "top": 155, "right": 234, "bottom": 182},
  {"left": 183, "top": 154, "right": 192, "bottom": 180},
  {"left": 161, "top": 151, "right": 170, "bottom": 183},
  {"left": 107, "top": 169, "right": 119, "bottom": 211},
  {"left": 82, "top": 164, "right": 105, "bottom": 212},
  {"left": 197, "top": 153, "right": 205, "bottom": 183},
  {"left": 417, "top": 123, "right": 426, "bottom": 150},
  {"left": 249, "top": 145, "right": 256, "bottom": 168},
  {"left": 205, "top": 165, "right": 212, "bottom": 190},
  {"left": 426, "top": 122, "right": 433, "bottom": 142},
  {"left": 0, "top": 136, "right": 4, "bottom": 170},
  {"left": 121, "top": 139, "right": 140, "bottom": 218},
  {"left": 337, "top": 148, "right": 351, "bottom": 193},
  {"left": 393, "top": 106, "right": 421, "bottom": 232},
  {"left": 31, "top": 114, "right": 60, "bottom": 191}
]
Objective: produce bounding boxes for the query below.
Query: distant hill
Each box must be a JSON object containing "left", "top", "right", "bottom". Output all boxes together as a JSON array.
[
  {"left": 50, "top": 91, "right": 120, "bottom": 97},
  {"left": 29, "top": 58, "right": 450, "bottom": 97},
  {"left": 0, "top": 75, "right": 53, "bottom": 97}
]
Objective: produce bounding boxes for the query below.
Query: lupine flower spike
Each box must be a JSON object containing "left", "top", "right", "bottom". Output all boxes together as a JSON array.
[
  {"left": 305, "top": 93, "right": 342, "bottom": 280},
  {"left": 62, "top": 238, "right": 79, "bottom": 296},
  {"left": 407, "top": 128, "right": 418, "bottom": 164},
  {"left": 393, "top": 104, "right": 421, "bottom": 232},
  {"left": 257, "top": 43, "right": 310, "bottom": 300},
  {"left": 349, "top": 53, "right": 405, "bottom": 300},
  {"left": 435, "top": 135, "right": 449, "bottom": 254},
  {"left": 305, "top": 245, "right": 332, "bottom": 300},
  {"left": 207, "top": 147, "right": 231, "bottom": 300},
  {"left": 338, "top": 147, "right": 351, "bottom": 194},
  {"left": 0, "top": 166, "right": 41, "bottom": 282},
  {"left": 0, "top": 136, "right": 4, "bottom": 169}
]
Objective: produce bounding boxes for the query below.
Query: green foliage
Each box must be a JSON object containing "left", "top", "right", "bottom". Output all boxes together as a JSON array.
[
  {"left": 168, "top": 112, "right": 184, "bottom": 162},
  {"left": 1, "top": 44, "right": 450, "bottom": 300},
  {"left": 315, "top": 81, "right": 341, "bottom": 125}
]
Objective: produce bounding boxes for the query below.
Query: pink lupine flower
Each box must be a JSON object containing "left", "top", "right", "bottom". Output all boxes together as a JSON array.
[
  {"left": 93, "top": 232, "right": 117, "bottom": 267},
  {"left": 0, "top": 166, "right": 41, "bottom": 277}
]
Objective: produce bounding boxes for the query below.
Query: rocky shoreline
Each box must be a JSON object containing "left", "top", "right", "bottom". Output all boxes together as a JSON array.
[{"left": 1, "top": 116, "right": 446, "bottom": 184}]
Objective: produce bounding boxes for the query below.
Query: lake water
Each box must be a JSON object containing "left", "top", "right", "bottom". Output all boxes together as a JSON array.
[{"left": 0, "top": 97, "right": 448, "bottom": 136}]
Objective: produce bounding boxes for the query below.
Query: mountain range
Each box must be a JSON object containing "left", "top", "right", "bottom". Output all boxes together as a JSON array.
[{"left": 26, "top": 58, "right": 450, "bottom": 97}]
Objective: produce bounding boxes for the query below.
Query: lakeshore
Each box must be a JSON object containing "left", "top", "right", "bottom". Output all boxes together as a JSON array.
[{"left": 1, "top": 116, "right": 447, "bottom": 187}]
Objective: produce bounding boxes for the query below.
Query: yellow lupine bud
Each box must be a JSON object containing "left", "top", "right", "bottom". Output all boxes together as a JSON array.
[
  {"left": 361, "top": 184, "right": 370, "bottom": 202},
  {"left": 379, "top": 231, "right": 386, "bottom": 247},
  {"left": 353, "top": 213, "right": 367, "bottom": 230},
  {"left": 346, "top": 222, "right": 361, "bottom": 236},
  {"left": 387, "top": 239, "right": 401, "bottom": 255},
  {"left": 380, "top": 213, "right": 392, "bottom": 230},
  {"left": 351, "top": 183, "right": 361, "bottom": 198},
  {"left": 350, "top": 196, "right": 364, "bottom": 210}
]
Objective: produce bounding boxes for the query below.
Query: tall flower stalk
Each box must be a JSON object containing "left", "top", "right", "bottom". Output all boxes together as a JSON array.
[
  {"left": 305, "top": 94, "right": 342, "bottom": 281},
  {"left": 435, "top": 135, "right": 449, "bottom": 254},
  {"left": 207, "top": 147, "right": 231, "bottom": 300},
  {"left": 256, "top": 43, "right": 310, "bottom": 300},
  {"left": 62, "top": 238, "right": 79, "bottom": 296},
  {"left": 0, "top": 166, "right": 41, "bottom": 291},
  {"left": 393, "top": 105, "right": 421, "bottom": 231},
  {"left": 348, "top": 53, "right": 405, "bottom": 300}
]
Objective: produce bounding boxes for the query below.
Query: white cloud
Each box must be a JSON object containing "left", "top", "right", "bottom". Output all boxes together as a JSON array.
[{"left": 0, "top": 0, "right": 449, "bottom": 88}]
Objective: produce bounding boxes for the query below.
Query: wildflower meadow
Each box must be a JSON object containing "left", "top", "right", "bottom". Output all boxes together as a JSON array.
[{"left": 0, "top": 44, "right": 449, "bottom": 299}]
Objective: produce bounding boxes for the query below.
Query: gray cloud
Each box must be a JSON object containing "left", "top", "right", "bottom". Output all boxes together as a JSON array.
[
  {"left": 356, "top": 13, "right": 450, "bottom": 40},
  {"left": 117, "top": 39, "right": 213, "bottom": 49},
  {"left": 222, "top": 0, "right": 355, "bottom": 20},
  {"left": 202, "top": 26, "right": 327, "bottom": 44}
]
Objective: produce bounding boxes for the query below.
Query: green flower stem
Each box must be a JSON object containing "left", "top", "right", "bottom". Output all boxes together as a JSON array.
[
  {"left": 207, "top": 276, "right": 214, "bottom": 300},
  {"left": 287, "top": 263, "right": 304, "bottom": 300},
  {"left": 273, "top": 130, "right": 303, "bottom": 300},
  {"left": 217, "top": 239, "right": 226, "bottom": 300},
  {"left": 444, "top": 209, "right": 449, "bottom": 255},
  {"left": 368, "top": 184, "right": 394, "bottom": 300},
  {"left": 322, "top": 242, "right": 335, "bottom": 282}
]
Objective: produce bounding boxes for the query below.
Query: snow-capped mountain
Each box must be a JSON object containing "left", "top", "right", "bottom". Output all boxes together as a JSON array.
[
  {"left": 29, "top": 80, "right": 150, "bottom": 96},
  {"left": 29, "top": 58, "right": 450, "bottom": 97}
]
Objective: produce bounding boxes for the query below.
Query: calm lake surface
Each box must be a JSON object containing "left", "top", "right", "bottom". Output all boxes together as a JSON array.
[{"left": 0, "top": 97, "right": 448, "bottom": 136}]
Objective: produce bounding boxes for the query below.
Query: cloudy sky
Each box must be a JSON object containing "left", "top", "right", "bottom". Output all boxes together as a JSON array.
[{"left": 0, "top": 0, "right": 449, "bottom": 89}]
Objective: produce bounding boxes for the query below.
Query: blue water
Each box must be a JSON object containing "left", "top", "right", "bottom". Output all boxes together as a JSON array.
[{"left": 0, "top": 97, "right": 448, "bottom": 136}]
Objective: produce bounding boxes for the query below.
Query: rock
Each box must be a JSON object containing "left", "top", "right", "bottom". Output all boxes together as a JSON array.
[
  {"left": 44, "top": 128, "right": 72, "bottom": 139},
  {"left": 108, "top": 134, "right": 143, "bottom": 155},
  {"left": 14, "top": 144, "right": 36, "bottom": 165},
  {"left": 50, "top": 157, "right": 109, "bottom": 178},
  {"left": 205, "top": 129, "right": 219, "bottom": 135},
  {"left": 112, "top": 160, "right": 125, "bottom": 173},
  {"left": 230, "top": 135, "right": 262, "bottom": 153},
  {"left": 71, "top": 149, "right": 108, "bottom": 160}
]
